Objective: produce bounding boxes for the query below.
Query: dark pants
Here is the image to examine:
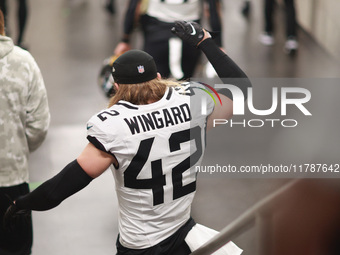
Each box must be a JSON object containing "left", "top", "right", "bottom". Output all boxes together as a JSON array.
[
  {"left": 264, "top": 0, "right": 297, "bottom": 38},
  {"left": 0, "top": 0, "right": 28, "bottom": 45},
  {"left": 116, "top": 218, "right": 195, "bottom": 255},
  {"left": 0, "top": 183, "right": 32, "bottom": 255},
  {"left": 140, "top": 15, "right": 202, "bottom": 80}
]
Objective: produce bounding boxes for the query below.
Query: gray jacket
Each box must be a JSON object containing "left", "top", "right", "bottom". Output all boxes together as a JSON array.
[{"left": 0, "top": 35, "right": 50, "bottom": 187}]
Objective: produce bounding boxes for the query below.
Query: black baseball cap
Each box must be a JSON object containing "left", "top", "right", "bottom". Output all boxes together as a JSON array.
[{"left": 112, "top": 50, "right": 158, "bottom": 84}]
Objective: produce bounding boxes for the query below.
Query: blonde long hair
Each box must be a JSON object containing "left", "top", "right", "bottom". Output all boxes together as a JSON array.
[{"left": 108, "top": 78, "right": 181, "bottom": 107}]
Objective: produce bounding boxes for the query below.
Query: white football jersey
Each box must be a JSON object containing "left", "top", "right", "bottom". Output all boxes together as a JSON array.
[
  {"left": 146, "top": 0, "right": 202, "bottom": 23},
  {"left": 86, "top": 83, "right": 214, "bottom": 249}
]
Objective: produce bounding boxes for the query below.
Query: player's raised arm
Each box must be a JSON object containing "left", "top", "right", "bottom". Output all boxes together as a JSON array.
[
  {"left": 171, "top": 20, "right": 251, "bottom": 98},
  {"left": 171, "top": 20, "right": 252, "bottom": 128}
]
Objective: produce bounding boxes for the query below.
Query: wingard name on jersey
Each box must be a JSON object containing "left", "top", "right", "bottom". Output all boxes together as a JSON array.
[{"left": 124, "top": 103, "right": 191, "bottom": 135}]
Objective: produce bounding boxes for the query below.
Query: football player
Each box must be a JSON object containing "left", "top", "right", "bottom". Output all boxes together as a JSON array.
[
  {"left": 4, "top": 21, "right": 251, "bottom": 254},
  {"left": 114, "top": 0, "right": 223, "bottom": 80}
]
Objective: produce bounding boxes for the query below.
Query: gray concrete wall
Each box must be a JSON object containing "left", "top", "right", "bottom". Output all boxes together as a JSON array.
[{"left": 296, "top": 0, "right": 340, "bottom": 60}]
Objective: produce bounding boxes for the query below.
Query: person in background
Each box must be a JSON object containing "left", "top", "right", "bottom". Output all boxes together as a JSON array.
[
  {"left": 105, "top": 0, "right": 115, "bottom": 15},
  {"left": 259, "top": 0, "right": 298, "bottom": 54},
  {"left": 241, "top": 0, "right": 251, "bottom": 17},
  {"left": 114, "top": 0, "right": 223, "bottom": 80},
  {"left": 0, "top": 9, "right": 50, "bottom": 255},
  {"left": 0, "top": 0, "right": 28, "bottom": 49}
]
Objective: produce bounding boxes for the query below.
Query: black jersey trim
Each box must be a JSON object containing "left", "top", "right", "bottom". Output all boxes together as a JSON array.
[
  {"left": 116, "top": 102, "right": 139, "bottom": 110},
  {"left": 166, "top": 87, "right": 173, "bottom": 100},
  {"left": 87, "top": 135, "right": 119, "bottom": 169}
]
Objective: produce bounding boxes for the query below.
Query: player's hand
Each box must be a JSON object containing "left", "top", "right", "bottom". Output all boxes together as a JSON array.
[
  {"left": 3, "top": 202, "right": 30, "bottom": 231},
  {"left": 114, "top": 42, "right": 131, "bottom": 56},
  {"left": 171, "top": 20, "right": 206, "bottom": 47}
]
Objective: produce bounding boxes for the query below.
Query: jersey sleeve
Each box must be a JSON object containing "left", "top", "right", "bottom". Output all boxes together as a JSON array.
[{"left": 86, "top": 113, "right": 115, "bottom": 155}]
